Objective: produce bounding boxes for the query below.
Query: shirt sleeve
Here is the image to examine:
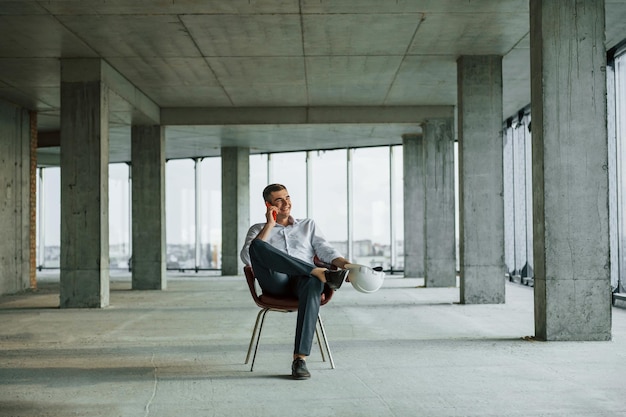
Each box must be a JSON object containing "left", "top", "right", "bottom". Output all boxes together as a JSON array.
[
  {"left": 309, "top": 219, "right": 343, "bottom": 265},
  {"left": 240, "top": 223, "right": 264, "bottom": 266}
]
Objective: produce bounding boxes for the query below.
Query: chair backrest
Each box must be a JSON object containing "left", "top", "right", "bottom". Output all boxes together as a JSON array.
[{"left": 244, "top": 266, "right": 263, "bottom": 308}]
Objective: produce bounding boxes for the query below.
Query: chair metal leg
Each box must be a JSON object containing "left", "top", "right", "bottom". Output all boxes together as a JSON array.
[
  {"left": 315, "top": 326, "right": 326, "bottom": 363},
  {"left": 245, "top": 308, "right": 265, "bottom": 365},
  {"left": 249, "top": 308, "right": 270, "bottom": 371},
  {"left": 247, "top": 309, "right": 335, "bottom": 371},
  {"left": 317, "top": 314, "right": 335, "bottom": 369}
]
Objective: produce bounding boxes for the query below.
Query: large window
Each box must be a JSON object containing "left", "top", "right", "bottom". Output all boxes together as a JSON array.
[
  {"left": 310, "top": 149, "right": 348, "bottom": 254},
  {"left": 198, "top": 158, "right": 222, "bottom": 269},
  {"left": 164, "top": 157, "right": 223, "bottom": 271},
  {"left": 613, "top": 48, "right": 626, "bottom": 294},
  {"left": 390, "top": 146, "right": 404, "bottom": 271},
  {"left": 502, "top": 112, "right": 533, "bottom": 284},
  {"left": 36, "top": 167, "right": 60, "bottom": 269},
  {"left": 37, "top": 163, "right": 133, "bottom": 271},
  {"left": 37, "top": 146, "right": 404, "bottom": 274},
  {"left": 352, "top": 147, "right": 392, "bottom": 269},
  {"left": 166, "top": 159, "right": 196, "bottom": 270},
  {"left": 109, "top": 163, "right": 130, "bottom": 269}
]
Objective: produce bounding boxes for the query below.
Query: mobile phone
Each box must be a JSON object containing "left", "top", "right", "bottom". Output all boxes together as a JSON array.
[{"left": 265, "top": 202, "right": 277, "bottom": 221}]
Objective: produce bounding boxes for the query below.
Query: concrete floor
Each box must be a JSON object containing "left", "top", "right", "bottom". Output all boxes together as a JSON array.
[{"left": 1, "top": 272, "right": 626, "bottom": 417}]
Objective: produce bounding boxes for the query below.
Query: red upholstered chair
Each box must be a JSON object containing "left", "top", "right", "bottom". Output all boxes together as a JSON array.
[{"left": 243, "top": 257, "right": 336, "bottom": 371}]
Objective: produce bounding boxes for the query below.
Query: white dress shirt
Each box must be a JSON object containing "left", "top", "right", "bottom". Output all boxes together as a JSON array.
[{"left": 240, "top": 217, "right": 343, "bottom": 267}]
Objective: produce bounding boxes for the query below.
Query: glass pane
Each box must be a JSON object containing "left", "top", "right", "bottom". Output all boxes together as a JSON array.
[
  {"left": 512, "top": 121, "right": 529, "bottom": 276},
  {"left": 166, "top": 159, "right": 195, "bottom": 270},
  {"left": 352, "top": 147, "right": 390, "bottom": 269},
  {"left": 616, "top": 52, "right": 626, "bottom": 292},
  {"left": 454, "top": 141, "right": 460, "bottom": 272},
  {"left": 310, "top": 149, "right": 348, "bottom": 255},
  {"left": 198, "top": 157, "right": 221, "bottom": 269},
  {"left": 250, "top": 154, "right": 269, "bottom": 224},
  {"left": 503, "top": 125, "right": 515, "bottom": 276},
  {"left": 109, "top": 163, "right": 130, "bottom": 270},
  {"left": 391, "top": 145, "right": 404, "bottom": 271},
  {"left": 269, "top": 152, "right": 307, "bottom": 219},
  {"left": 41, "top": 167, "right": 60, "bottom": 268},
  {"left": 36, "top": 168, "right": 41, "bottom": 267}
]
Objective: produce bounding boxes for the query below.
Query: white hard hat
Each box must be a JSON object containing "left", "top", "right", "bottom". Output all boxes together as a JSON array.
[{"left": 345, "top": 264, "right": 385, "bottom": 293}]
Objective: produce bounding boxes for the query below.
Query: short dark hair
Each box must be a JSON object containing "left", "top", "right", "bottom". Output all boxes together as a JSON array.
[{"left": 262, "top": 183, "right": 286, "bottom": 202}]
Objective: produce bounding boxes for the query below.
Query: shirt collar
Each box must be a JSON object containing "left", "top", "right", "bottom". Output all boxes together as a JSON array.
[{"left": 274, "top": 216, "right": 296, "bottom": 228}]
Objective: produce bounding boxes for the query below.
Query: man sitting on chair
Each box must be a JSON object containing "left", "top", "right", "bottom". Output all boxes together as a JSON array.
[{"left": 240, "top": 183, "right": 351, "bottom": 380}]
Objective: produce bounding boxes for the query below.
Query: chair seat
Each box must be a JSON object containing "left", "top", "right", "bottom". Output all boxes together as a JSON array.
[{"left": 258, "top": 293, "right": 327, "bottom": 311}]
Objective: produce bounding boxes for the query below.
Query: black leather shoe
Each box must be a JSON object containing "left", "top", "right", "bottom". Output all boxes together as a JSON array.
[
  {"left": 324, "top": 269, "right": 349, "bottom": 290},
  {"left": 291, "top": 358, "right": 311, "bottom": 380}
]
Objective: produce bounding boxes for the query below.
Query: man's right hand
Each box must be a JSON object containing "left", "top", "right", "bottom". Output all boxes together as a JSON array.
[
  {"left": 265, "top": 205, "right": 277, "bottom": 225},
  {"left": 254, "top": 206, "right": 277, "bottom": 242}
]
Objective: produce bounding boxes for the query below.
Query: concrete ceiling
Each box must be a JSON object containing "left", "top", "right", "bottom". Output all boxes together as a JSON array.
[{"left": 2, "top": 1, "right": 626, "bottom": 163}]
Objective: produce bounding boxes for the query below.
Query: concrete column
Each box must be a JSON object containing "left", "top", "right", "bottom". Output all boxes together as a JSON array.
[
  {"left": 402, "top": 133, "right": 425, "bottom": 278},
  {"left": 457, "top": 55, "right": 505, "bottom": 304},
  {"left": 0, "top": 100, "right": 30, "bottom": 295},
  {"left": 60, "top": 59, "right": 109, "bottom": 308},
  {"left": 422, "top": 118, "right": 456, "bottom": 287},
  {"left": 221, "top": 147, "right": 249, "bottom": 275},
  {"left": 29, "top": 111, "right": 37, "bottom": 290},
  {"left": 131, "top": 125, "right": 166, "bottom": 290},
  {"left": 530, "top": 0, "right": 610, "bottom": 340}
]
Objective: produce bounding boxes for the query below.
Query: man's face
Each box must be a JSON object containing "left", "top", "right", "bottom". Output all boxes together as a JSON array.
[{"left": 268, "top": 189, "right": 292, "bottom": 217}]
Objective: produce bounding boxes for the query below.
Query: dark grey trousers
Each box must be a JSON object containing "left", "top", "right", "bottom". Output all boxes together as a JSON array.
[{"left": 248, "top": 239, "right": 324, "bottom": 356}]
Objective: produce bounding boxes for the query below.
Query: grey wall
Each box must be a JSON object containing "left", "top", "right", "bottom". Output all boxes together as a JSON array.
[{"left": 0, "top": 99, "right": 30, "bottom": 295}]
